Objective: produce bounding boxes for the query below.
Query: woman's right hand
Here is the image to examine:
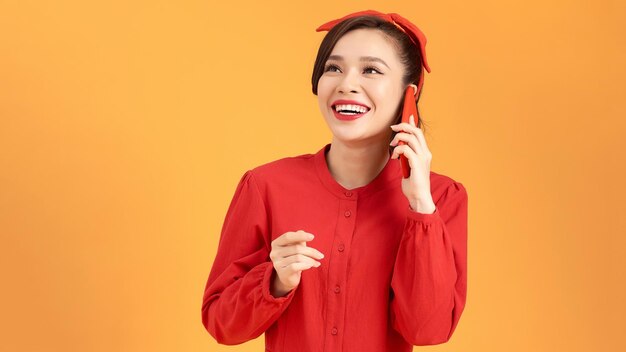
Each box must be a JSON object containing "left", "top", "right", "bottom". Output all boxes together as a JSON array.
[{"left": 269, "top": 230, "right": 325, "bottom": 297}]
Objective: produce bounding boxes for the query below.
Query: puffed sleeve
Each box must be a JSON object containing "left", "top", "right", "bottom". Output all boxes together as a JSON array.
[
  {"left": 389, "top": 181, "right": 468, "bottom": 345},
  {"left": 201, "top": 170, "right": 297, "bottom": 345}
]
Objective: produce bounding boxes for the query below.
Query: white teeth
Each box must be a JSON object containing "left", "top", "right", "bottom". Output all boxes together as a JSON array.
[{"left": 334, "top": 104, "right": 369, "bottom": 114}]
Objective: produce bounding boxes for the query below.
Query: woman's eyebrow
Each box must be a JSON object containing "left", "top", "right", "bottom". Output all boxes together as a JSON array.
[{"left": 327, "top": 55, "right": 390, "bottom": 69}]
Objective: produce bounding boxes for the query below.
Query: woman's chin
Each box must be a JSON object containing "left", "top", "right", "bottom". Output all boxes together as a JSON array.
[
  {"left": 330, "top": 129, "right": 365, "bottom": 142},
  {"left": 332, "top": 133, "right": 383, "bottom": 147}
]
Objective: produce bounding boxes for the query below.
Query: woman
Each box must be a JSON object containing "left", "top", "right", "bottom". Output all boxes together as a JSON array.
[{"left": 201, "top": 10, "right": 468, "bottom": 352}]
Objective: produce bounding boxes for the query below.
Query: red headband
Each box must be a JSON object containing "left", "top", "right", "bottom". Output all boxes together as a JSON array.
[{"left": 316, "top": 9, "right": 431, "bottom": 96}]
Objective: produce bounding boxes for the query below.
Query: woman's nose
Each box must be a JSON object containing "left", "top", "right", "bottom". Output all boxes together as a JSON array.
[{"left": 336, "top": 69, "right": 360, "bottom": 93}]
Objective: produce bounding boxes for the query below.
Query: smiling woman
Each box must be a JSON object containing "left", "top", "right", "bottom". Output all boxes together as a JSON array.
[
  {"left": 316, "top": 28, "right": 408, "bottom": 152},
  {"left": 311, "top": 13, "right": 429, "bottom": 134},
  {"left": 201, "top": 9, "right": 468, "bottom": 352}
]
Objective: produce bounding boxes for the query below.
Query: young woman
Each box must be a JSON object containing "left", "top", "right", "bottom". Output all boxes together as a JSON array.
[{"left": 201, "top": 10, "right": 468, "bottom": 352}]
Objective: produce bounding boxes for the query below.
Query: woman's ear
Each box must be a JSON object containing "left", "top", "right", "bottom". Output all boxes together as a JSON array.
[{"left": 408, "top": 83, "right": 418, "bottom": 96}]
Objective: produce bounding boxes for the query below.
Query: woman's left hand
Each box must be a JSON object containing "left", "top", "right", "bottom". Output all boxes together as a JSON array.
[{"left": 389, "top": 115, "right": 437, "bottom": 214}]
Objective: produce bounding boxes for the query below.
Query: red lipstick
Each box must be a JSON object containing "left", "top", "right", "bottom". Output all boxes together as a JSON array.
[{"left": 331, "top": 99, "right": 371, "bottom": 121}]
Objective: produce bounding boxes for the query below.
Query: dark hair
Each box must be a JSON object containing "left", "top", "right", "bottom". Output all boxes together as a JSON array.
[{"left": 311, "top": 15, "right": 429, "bottom": 138}]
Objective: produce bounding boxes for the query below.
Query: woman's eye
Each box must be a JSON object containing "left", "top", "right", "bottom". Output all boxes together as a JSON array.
[
  {"left": 324, "top": 64, "right": 340, "bottom": 72},
  {"left": 364, "top": 66, "right": 381, "bottom": 74}
]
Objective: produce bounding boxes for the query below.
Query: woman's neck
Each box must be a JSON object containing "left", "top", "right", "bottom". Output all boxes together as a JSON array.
[{"left": 325, "top": 138, "right": 392, "bottom": 190}]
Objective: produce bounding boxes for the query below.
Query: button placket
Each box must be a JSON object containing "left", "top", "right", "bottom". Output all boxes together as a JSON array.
[{"left": 324, "top": 197, "right": 357, "bottom": 349}]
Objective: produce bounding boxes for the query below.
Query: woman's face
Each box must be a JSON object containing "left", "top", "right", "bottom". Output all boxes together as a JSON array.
[{"left": 317, "top": 28, "right": 406, "bottom": 146}]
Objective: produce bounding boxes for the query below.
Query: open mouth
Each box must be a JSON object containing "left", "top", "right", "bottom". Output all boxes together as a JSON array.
[{"left": 332, "top": 104, "right": 371, "bottom": 115}]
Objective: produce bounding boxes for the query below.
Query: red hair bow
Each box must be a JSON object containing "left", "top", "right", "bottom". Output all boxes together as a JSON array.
[{"left": 316, "top": 9, "right": 431, "bottom": 96}]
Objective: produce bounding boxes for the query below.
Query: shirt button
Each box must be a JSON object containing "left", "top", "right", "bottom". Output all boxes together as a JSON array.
[
  {"left": 331, "top": 327, "right": 338, "bottom": 335},
  {"left": 345, "top": 191, "right": 353, "bottom": 197},
  {"left": 334, "top": 285, "right": 341, "bottom": 294},
  {"left": 344, "top": 210, "right": 351, "bottom": 217},
  {"left": 338, "top": 244, "right": 345, "bottom": 252}
]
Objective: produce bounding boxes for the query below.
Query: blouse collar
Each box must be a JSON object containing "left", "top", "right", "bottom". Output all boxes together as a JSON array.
[{"left": 313, "top": 143, "right": 401, "bottom": 199}]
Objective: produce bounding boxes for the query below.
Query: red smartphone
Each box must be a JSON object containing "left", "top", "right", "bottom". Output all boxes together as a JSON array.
[{"left": 398, "top": 85, "right": 418, "bottom": 178}]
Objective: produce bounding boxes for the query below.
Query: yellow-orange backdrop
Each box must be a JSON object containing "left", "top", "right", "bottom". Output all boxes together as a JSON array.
[{"left": 1, "top": 0, "right": 625, "bottom": 351}]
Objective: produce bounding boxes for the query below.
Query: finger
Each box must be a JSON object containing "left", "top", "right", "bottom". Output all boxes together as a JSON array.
[
  {"left": 284, "top": 262, "right": 320, "bottom": 273},
  {"left": 390, "top": 144, "right": 418, "bottom": 166},
  {"left": 272, "top": 245, "right": 323, "bottom": 262},
  {"left": 390, "top": 122, "right": 420, "bottom": 136},
  {"left": 274, "top": 230, "right": 314, "bottom": 246},
  {"left": 280, "top": 244, "right": 325, "bottom": 260},
  {"left": 391, "top": 122, "right": 428, "bottom": 150},
  {"left": 278, "top": 253, "right": 321, "bottom": 268},
  {"left": 412, "top": 127, "right": 431, "bottom": 154},
  {"left": 390, "top": 132, "right": 422, "bottom": 155}
]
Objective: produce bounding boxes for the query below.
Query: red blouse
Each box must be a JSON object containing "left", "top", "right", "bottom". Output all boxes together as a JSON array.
[{"left": 201, "top": 143, "right": 468, "bottom": 352}]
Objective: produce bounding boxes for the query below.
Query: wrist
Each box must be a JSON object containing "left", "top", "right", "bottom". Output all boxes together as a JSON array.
[
  {"left": 409, "top": 198, "right": 436, "bottom": 214},
  {"left": 270, "top": 274, "right": 292, "bottom": 297}
]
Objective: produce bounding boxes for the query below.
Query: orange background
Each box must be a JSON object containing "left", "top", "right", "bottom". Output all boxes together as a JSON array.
[{"left": 1, "top": 0, "right": 625, "bottom": 351}]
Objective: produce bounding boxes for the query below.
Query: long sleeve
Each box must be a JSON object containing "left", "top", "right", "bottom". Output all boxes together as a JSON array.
[
  {"left": 201, "top": 170, "right": 297, "bottom": 345},
  {"left": 389, "top": 181, "right": 468, "bottom": 346}
]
